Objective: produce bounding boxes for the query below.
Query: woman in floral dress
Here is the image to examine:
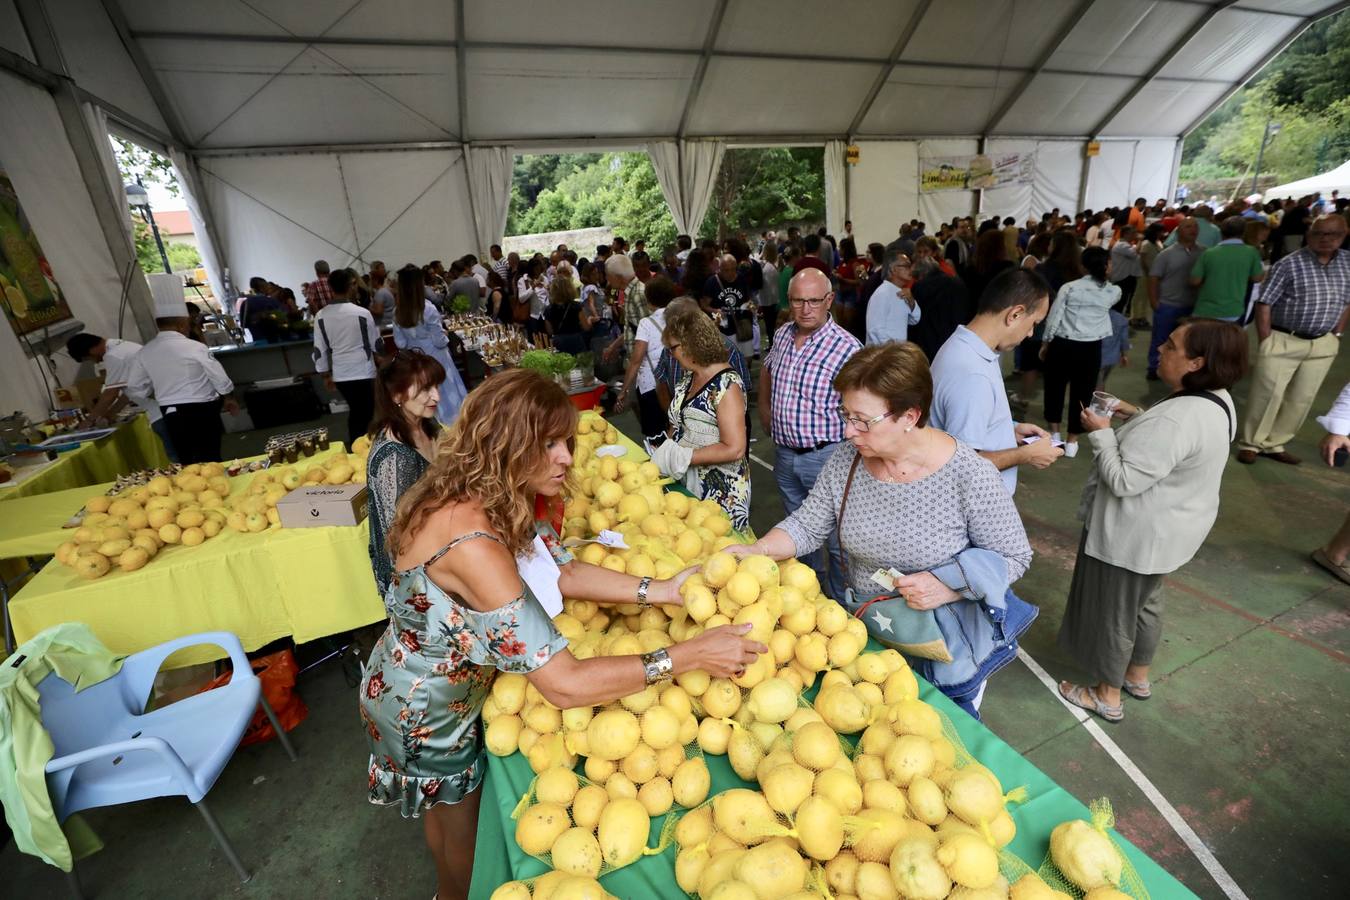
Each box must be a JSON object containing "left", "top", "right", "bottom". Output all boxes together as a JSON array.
[
  {"left": 358, "top": 369, "right": 765, "bottom": 900},
  {"left": 651, "top": 305, "right": 751, "bottom": 532}
]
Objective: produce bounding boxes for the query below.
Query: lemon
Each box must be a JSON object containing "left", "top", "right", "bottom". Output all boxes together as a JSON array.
[
  {"left": 535, "top": 766, "right": 580, "bottom": 806},
  {"left": 937, "top": 832, "right": 999, "bottom": 889},
  {"left": 514, "top": 801, "right": 569, "bottom": 855},
  {"left": 702, "top": 551, "right": 738, "bottom": 588},
  {"left": 551, "top": 827, "right": 603, "bottom": 878},
  {"left": 180, "top": 526, "right": 206, "bottom": 547}
]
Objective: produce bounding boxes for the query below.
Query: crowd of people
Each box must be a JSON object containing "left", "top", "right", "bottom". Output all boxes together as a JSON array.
[{"left": 346, "top": 186, "right": 1350, "bottom": 898}]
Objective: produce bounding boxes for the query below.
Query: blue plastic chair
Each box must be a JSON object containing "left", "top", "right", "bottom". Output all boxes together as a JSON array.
[{"left": 36, "top": 631, "right": 297, "bottom": 896}]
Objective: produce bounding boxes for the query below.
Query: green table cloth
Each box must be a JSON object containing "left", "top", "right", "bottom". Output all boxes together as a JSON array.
[{"left": 468, "top": 656, "right": 1199, "bottom": 899}]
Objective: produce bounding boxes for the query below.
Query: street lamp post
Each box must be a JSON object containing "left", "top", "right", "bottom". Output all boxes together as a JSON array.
[
  {"left": 1251, "top": 119, "right": 1282, "bottom": 197},
  {"left": 124, "top": 179, "right": 172, "bottom": 274}
]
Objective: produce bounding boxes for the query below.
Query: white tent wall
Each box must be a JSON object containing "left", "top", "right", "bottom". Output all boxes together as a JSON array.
[
  {"left": 0, "top": 70, "right": 128, "bottom": 417},
  {"left": 1085, "top": 139, "right": 1181, "bottom": 211},
  {"left": 847, "top": 141, "right": 919, "bottom": 249},
  {"left": 198, "top": 149, "right": 475, "bottom": 295}
]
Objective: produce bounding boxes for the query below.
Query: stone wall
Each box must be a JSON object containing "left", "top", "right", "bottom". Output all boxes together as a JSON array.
[{"left": 502, "top": 225, "right": 613, "bottom": 258}]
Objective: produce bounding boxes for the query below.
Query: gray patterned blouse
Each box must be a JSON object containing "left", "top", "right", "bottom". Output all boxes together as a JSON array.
[{"left": 778, "top": 439, "right": 1032, "bottom": 596}]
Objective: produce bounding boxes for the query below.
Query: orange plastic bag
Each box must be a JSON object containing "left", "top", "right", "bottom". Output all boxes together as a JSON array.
[{"left": 199, "top": 649, "right": 308, "bottom": 746}]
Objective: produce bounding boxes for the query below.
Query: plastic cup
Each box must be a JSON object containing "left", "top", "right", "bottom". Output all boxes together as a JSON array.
[{"left": 1090, "top": 391, "right": 1120, "bottom": 419}]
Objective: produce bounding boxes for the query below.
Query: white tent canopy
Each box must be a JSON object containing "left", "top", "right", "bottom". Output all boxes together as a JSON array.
[
  {"left": 1262, "top": 160, "right": 1350, "bottom": 202},
  {"left": 1, "top": 0, "right": 1347, "bottom": 414}
]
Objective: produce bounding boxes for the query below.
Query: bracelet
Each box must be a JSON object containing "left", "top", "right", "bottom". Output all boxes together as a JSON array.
[
  {"left": 636, "top": 576, "right": 653, "bottom": 608},
  {"left": 640, "top": 648, "right": 673, "bottom": 685}
]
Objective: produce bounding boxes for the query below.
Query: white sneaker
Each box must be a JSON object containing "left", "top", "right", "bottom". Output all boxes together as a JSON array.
[
  {"left": 1063, "top": 441, "right": 1079, "bottom": 458},
  {"left": 1050, "top": 431, "right": 1063, "bottom": 444}
]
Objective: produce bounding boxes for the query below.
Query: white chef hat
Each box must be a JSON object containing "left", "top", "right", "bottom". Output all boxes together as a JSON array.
[{"left": 146, "top": 273, "right": 187, "bottom": 318}]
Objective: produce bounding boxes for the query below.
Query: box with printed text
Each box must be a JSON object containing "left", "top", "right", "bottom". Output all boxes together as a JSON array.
[{"left": 275, "top": 483, "right": 368, "bottom": 528}]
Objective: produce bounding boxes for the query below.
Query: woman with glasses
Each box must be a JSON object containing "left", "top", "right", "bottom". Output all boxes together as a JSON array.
[
  {"left": 393, "top": 265, "right": 467, "bottom": 426},
  {"left": 650, "top": 304, "right": 750, "bottom": 531},
  {"left": 729, "top": 341, "right": 1033, "bottom": 717}
]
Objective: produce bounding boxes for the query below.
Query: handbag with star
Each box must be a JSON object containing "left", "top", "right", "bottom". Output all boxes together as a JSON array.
[{"left": 834, "top": 456, "right": 954, "bottom": 662}]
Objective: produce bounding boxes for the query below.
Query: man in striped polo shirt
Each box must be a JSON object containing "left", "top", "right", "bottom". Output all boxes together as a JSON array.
[{"left": 759, "top": 268, "right": 861, "bottom": 599}]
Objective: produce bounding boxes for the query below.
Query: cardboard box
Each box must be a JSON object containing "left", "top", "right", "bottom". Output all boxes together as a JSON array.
[{"left": 276, "top": 483, "right": 368, "bottom": 528}]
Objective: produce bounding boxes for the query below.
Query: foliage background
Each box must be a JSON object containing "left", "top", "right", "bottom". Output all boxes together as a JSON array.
[
  {"left": 507, "top": 149, "right": 825, "bottom": 246},
  {"left": 111, "top": 138, "right": 203, "bottom": 275},
  {"left": 1181, "top": 13, "right": 1350, "bottom": 192}
]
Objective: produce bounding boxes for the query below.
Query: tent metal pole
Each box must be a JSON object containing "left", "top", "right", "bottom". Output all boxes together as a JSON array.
[
  {"left": 676, "top": 0, "right": 729, "bottom": 140},
  {"left": 12, "top": 0, "right": 158, "bottom": 341},
  {"left": 982, "top": 0, "right": 1098, "bottom": 136},
  {"left": 99, "top": 0, "right": 231, "bottom": 280},
  {"left": 845, "top": 0, "right": 932, "bottom": 139},
  {"left": 455, "top": 0, "right": 468, "bottom": 141},
  {"left": 1090, "top": 0, "right": 1241, "bottom": 138}
]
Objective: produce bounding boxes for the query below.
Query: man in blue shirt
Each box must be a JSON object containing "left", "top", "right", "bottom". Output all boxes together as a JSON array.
[
  {"left": 930, "top": 269, "right": 1062, "bottom": 494},
  {"left": 865, "top": 251, "right": 921, "bottom": 345}
]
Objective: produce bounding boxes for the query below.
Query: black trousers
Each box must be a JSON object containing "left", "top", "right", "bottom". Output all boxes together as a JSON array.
[
  {"left": 163, "top": 400, "right": 224, "bottom": 464},
  {"left": 336, "top": 379, "right": 375, "bottom": 447},
  {"left": 1043, "top": 337, "right": 1102, "bottom": 434},
  {"left": 760, "top": 305, "right": 779, "bottom": 346},
  {"left": 636, "top": 389, "right": 669, "bottom": 440},
  {"left": 1111, "top": 276, "right": 1137, "bottom": 314}
]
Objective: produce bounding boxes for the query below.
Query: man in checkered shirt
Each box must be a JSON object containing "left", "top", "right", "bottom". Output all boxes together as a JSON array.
[
  {"left": 1238, "top": 214, "right": 1350, "bottom": 465},
  {"left": 759, "top": 267, "right": 861, "bottom": 598},
  {"left": 301, "top": 259, "right": 334, "bottom": 314}
]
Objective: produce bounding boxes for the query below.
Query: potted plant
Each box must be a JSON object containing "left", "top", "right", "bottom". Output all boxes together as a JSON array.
[
  {"left": 550, "top": 352, "right": 577, "bottom": 387},
  {"left": 518, "top": 349, "right": 555, "bottom": 379},
  {"left": 576, "top": 351, "right": 596, "bottom": 385},
  {"left": 449, "top": 294, "right": 472, "bottom": 315}
]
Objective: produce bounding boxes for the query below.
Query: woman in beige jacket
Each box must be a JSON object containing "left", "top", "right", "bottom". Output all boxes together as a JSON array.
[{"left": 1058, "top": 319, "right": 1249, "bottom": 722}]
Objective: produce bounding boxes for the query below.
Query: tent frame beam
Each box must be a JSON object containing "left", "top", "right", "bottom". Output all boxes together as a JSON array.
[
  {"left": 99, "top": 0, "right": 231, "bottom": 276},
  {"left": 1180, "top": 0, "right": 1350, "bottom": 137},
  {"left": 11, "top": 0, "right": 158, "bottom": 341},
  {"left": 676, "top": 0, "right": 729, "bottom": 139},
  {"left": 983, "top": 0, "right": 1098, "bottom": 136},
  {"left": 847, "top": 0, "right": 933, "bottom": 138},
  {"left": 1090, "top": 0, "right": 1241, "bottom": 137}
]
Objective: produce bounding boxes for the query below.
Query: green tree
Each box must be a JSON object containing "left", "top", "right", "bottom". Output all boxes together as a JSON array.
[
  {"left": 701, "top": 148, "right": 825, "bottom": 240},
  {"left": 1181, "top": 10, "right": 1350, "bottom": 188},
  {"left": 607, "top": 153, "right": 678, "bottom": 249}
]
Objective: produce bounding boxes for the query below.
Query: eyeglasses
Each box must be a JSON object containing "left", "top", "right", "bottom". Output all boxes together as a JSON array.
[
  {"left": 837, "top": 407, "right": 892, "bottom": 432},
  {"left": 788, "top": 297, "right": 829, "bottom": 308}
]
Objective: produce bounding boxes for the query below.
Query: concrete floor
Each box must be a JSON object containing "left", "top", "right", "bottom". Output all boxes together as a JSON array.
[{"left": 4, "top": 326, "right": 1348, "bottom": 898}]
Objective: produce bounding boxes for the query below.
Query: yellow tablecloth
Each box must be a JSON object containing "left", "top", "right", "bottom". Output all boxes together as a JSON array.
[
  {"left": 0, "top": 483, "right": 112, "bottom": 561},
  {"left": 0, "top": 416, "right": 170, "bottom": 501},
  {"left": 7, "top": 446, "right": 385, "bottom": 666}
]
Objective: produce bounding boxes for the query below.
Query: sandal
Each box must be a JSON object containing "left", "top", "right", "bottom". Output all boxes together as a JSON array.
[
  {"left": 1123, "top": 679, "right": 1151, "bottom": 700},
  {"left": 1311, "top": 548, "right": 1350, "bottom": 586},
  {"left": 1058, "top": 681, "right": 1124, "bottom": 723}
]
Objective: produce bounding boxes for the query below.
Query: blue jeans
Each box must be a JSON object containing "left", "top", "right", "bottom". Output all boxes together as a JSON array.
[
  {"left": 150, "top": 416, "right": 179, "bottom": 464},
  {"left": 773, "top": 441, "right": 847, "bottom": 600},
  {"left": 1148, "top": 303, "right": 1191, "bottom": 372}
]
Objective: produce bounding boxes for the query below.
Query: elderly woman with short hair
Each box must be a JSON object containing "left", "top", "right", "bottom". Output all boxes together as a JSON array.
[
  {"left": 726, "top": 342, "right": 1034, "bottom": 716},
  {"left": 1058, "top": 319, "right": 1248, "bottom": 723},
  {"left": 650, "top": 304, "right": 750, "bottom": 531}
]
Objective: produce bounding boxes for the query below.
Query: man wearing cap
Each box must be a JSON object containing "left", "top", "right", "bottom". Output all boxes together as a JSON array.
[
  {"left": 125, "top": 277, "right": 237, "bottom": 464},
  {"left": 66, "top": 332, "right": 177, "bottom": 462}
]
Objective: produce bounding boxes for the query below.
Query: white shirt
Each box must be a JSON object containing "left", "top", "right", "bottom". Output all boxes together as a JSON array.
[
  {"left": 101, "top": 339, "right": 162, "bottom": 423},
  {"left": 865, "top": 280, "right": 922, "bottom": 346},
  {"left": 1317, "top": 382, "right": 1350, "bottom": 435},
  {"left": 633, "top": 308, "right": 667, "bottom": 393},
  {"left": 312, "top": 301, "right": 378, "bottom": 382},
  {"left": 126, "top": 331, "right": 234, "bottom": 409}
]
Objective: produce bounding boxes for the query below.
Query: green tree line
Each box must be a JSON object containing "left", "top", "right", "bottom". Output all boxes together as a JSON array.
[
  {"left": 1181, "top": 12, "right": 1350, "bottom": 187},
  {"left": 507, "top": 148, "right": 825, "bottom": 247}
]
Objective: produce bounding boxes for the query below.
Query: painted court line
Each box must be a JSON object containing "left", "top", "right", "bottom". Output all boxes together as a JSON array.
[
  {"left": 748, "top": 451, "right": 776, "bottom": 473},
  {"left": 1017, "top": 648, "right": 1250, "bottom": 900}
]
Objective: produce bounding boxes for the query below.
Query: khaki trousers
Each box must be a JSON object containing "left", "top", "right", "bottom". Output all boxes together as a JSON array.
[{"left": 1238, "top": 330, "right": 1340, "bottom": 453}]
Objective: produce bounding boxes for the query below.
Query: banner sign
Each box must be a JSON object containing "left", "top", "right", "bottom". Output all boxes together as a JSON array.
[
  {"left": 919, "top": 153, "right": 1035, "bottom": 193},
  {"left": 0, "top": 169, "right": 73, "bottom": 335}
]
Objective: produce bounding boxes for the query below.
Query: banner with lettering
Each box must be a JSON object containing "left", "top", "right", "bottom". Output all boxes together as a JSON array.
[{"left": 919, "top": 153, "right": 1034, "bottom": 193}]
